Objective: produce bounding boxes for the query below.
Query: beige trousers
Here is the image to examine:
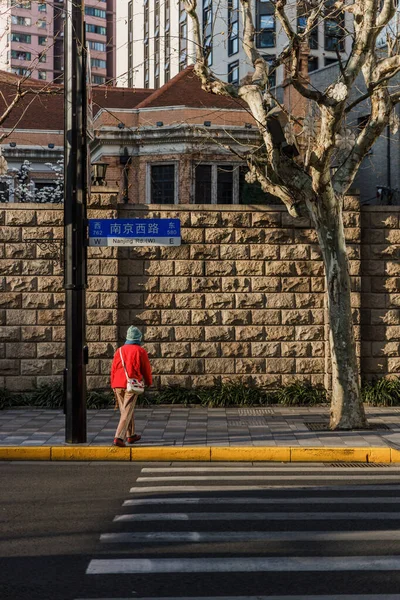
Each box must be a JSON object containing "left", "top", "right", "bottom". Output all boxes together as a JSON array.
[{"left": 113, "top": 388, "right": 138, "bottom": 440}]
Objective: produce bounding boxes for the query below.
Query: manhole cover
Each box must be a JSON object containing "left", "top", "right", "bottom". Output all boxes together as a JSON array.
[
  {"left": 327, "top": 463, "right": 391, "bottom": 468},
  {"left": 228, "top": 418, "right": 267, "bottom": 426},
  {"left": 238, "top": 408, "right": 275, "bottom": 416},
  {"left": 305, "top": 422, "right": 390, "bottom": 431}
]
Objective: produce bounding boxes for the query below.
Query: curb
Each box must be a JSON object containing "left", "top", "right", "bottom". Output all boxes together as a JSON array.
[{"left": 0, "top": 446, "right": 399, "bottom": 462}]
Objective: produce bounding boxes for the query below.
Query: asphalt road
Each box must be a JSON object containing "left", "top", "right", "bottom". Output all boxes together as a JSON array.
[{"left": 2, "top": 462, "right": 400, "bottom": 600}]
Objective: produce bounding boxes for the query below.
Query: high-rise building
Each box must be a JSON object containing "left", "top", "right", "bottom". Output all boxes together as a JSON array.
[
  {"left": 0, "top": 0, "right": 116, "bottom": 84},
  {"left": 120, "top": 0, "right": 352, "bottom": 89}
]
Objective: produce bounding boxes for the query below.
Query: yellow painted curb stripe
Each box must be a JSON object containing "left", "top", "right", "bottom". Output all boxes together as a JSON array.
[{"left": 0, "top": 446, "right": 396, "bottom": 462}]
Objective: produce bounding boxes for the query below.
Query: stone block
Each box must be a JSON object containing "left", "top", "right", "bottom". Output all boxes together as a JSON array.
[
  {"left": 21, "top": 326, "right": 51, "bottom": 342},
  {"left": 236, "top": 358, "right": 265, "bottom": 374},
  {"left": 175, "top": 326, "right": 204, "bottom": 341},
  {"left": 37, "top": 276, "right": 63, "bottom": 292},
  {"left": 159, "top": 245, "right": 190, "bottom": 260},
  {"left": 100, "top": 260, "right": 118, "bottom": 275},
  {"left": 249, "top": 245, "right": 280, "bottom": 260},
  {"left": 220, "top": 245, "right": 250, "bottom": 260},
  {"left": 52, "top": 327, "right": 65, "bottom": 342},
  {"left": 343, "top": 212, "right": 361, "bottom": 227},
  {"left": 5, "top": 210, "right": 35, "bottom": 226},
  {"left": 280, "top": 245, "right": 309, "bottom": 260},
  {"left": 191, "top": 212, "right": 221, "bottom": 227},
  {"left": 310, "top": 341, "right": 325, "bottom": 357},
  {"left": 161, "top": 343, "right": 190, "bottom": 358},
  {"left": 175, "top": 294, "right": 204, "bottom": 309},
  {"left": 160, "top": 374, "right": 191, "bottom": 387},
  {"left": 204, "top": 294, "right": 233, "bottom": 309},
  {"left": 128, "top": 276, "right": 158, "bottom": 293},
  {"left": 205, "top": 228, "right": 235, "bottom": 244},
  {"left": 265, "top": 326, "right": 295, "bottom": 341},
  {"left": 145, "top": 261, "right": 175, "bottom": 276},
  {"left": 205, "top": 358, "right": 234, "bottom": 373},
  {"left": 52, "top": 293, "right": 65, "bottom": 308},
  {"left": 266, "top": 293, "right": 295, "bottom": 309},
  {"left": 252, "top": 277, "right": 280, "bottom": 292},
  {"left": 118, "top": 261, "right": 144, "bottom": 276},
  {"left": 190, "top": 245, "right": 220, "bottom": 260},
  {"left": 162, "top": 310, "right": 191, "bottom": 325},
  {"left": 99, "top": 325, "right": 118, "bottom": 342},
  {"left": 236, "top": 326, "right": 265, "bottom": 341},
  {"left": 265, "top": 358, "right": 295, "bottom": 373},
  {"left": 310, "top": 246, "right": 323, "bottom": 260},
  {"left": 191, "top": 342, "right": 219, "bottom": 358},
  {"left": 205, "top": 326, "right": 234, "bottom": 341},
  {"left": 235, "top": 229, "right": 265, "bottom": 244},
  {"left": 252, "top": 374, "right": 282, "bottom": 388},
  {"left": 0, "top": 227, "right": 21, "bottom": 242},
  {"left": 362, "top": 357, "right": 387, "bottom": 373},
  {"left": 36, "top": 210, "right": 63, "bottom": 226},
  {"left": 282, "top": 374, "right": 311, "bottom": 386},
  {"left": 143, "top": 293, "right": 173, "bottom": 309},
  {"left": 22, "top": 293, "right": 52, "bottom": 309},
  {"left": 371, "top": 309, "right": 400, "bottom": 325},
  {"left": 192, "top": 277, "right": 221, "bottom": 292},
  {"left": 294, "top": 229, "right": 318, "bottom": 244},
  {"left": 281, "top": 277, "right": 310, "bottom": 293},
  {"left": 22, "top": 260, "right": 52, "bottom": 276},
  {"left": 295, "top": 293, "right": 325, "bottom": 308},
  {"left": 220, "top": 342, "right": 250, "bottom": 357},
  {"left": 295, "top": 262, "right": 324, "bottom": 276},
  {"left": 0, "top": 293, "right": 21, "bottom": 308},
  {"left": 296, "top": 358, "right": 325, "bottom": 373},
  {"left": 101, "top": 293, "right": 120, "bottom": 309},
  {"left": 370, "top": 213, "right": 398, "bottom": 228},
  {"left": 388, "top": 358, "right": 400, "bottom": 373},
  {"left": 281, "top": 342, "right": 310, "bottom": 357},
  {"left": 36, "top": 342, "right": 64, "bottom": 359},
  {"left": 160, "top": 278, "right": 191, "bottom": 293},
  {"left": 175, "top": 358, "right": 204, "bottom": 374},
  {"left": 282, "top": 310, "right": 310, "bottom": 325},
  {"left": 6, "top": 342, "right": 36, "bottom": 358},
  {"left": 221, "top": 212, "right": 252, "bottom": 227},
  {"left": 236, "top": 293, "right": 265, "bottom": 309},
  {"left": 131, "top": 309, "right": 160, "bottom": 325},
  {"left": 222, "top": 277, "right": 251, "bottom": 293},
  {"left": 0, "top": 327, "right": 20, "bottom": 341},
  {"left": 21, "top": 359, "right": 52, "bottom": 376},
  {"left": 0, "top": 260, "right": 21, "bottom": 275},
  {"left": 174, "top": 261, "right": 204, "bottom": 276},
  {"left": 362, "top": 261, "right": 384, "bottom": 276},
  {"left": 206, "top": 261, "right": 235, "bottom": 276},
  {"left": 6, "top": 276, "right": 37, "bottom": 292},
  {"left": 7, "top": 310, "right": 36, "bottom": 325},
  {"left": 264, "top": 261, "right": 294, "bottom": 276},
  {"left": 86, "top": 375, "right": 110, "bottom": 390},
  {"left": 251, "top": 342, "right": 280, "bottom": 357},
  {"left": 372, "top": 341, "right": 400, "bottom": 357},
  {"left": 87, "top": 309, "right": 114, "bottom": 325},
  {"left": 88, "top": 342, "right": 115, "bottom": 358},
  {"left": 144, "top": 326, "right": 174, "bottom": 341},
  {"left": 191, "top": 374, "right": 219, "bottom": 387},
  {"left": 0, "top": 359, "right": 19, "bottom": 375},
  {"left": 251, "top": 309, "right": 280, "bottom": 325},
  {"left": 264, "top": 229, "right": 294, "bottom": 244},
  {"left": 87, "top": 260, "right": 100, "bottom": 276},
  {"left": 386, "top": 262, "right": 400, "bottom": 276},
  {"left": 236, "top": 261, "right": 263, "bottom": 276},
  {"left": 295, "top": 326, "right": 324, "bottom": 341},
  {"left": 311, "top": 277, "right": 325, "bottom": 293},
  {"left": 151, "top": 358, "right": 175, "bottom": 374},
  {"left": 221, "top": 310, "right": 251, "bottom": 325},
  {"left": 181, "top": 228, "right": 204, "bottom": 243},
  {"left": 252, "top": 212, "right": 281, "bottom": 228},
  {"left": 192, "top": 310, "right": 220, "bottom": 325}
]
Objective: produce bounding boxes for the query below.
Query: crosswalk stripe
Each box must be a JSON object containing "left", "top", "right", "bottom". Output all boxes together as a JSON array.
[
  {"left": 86, "top": 555, "right": 400, "bottom": 574},
  {"left": 136, "top": 475, "right": 400, "bottom": 481},
  {"left": 123, "top": 496, "right": 400, "bottom": 506},
  {"left": 100, "top": 530, "right": 400, "bottom": 543},
  {"left": 113, "top": 511, "right": 400, "bottom": 521},
  {"left": 129, "top": 484, "right": 400, "bottom": 493}
]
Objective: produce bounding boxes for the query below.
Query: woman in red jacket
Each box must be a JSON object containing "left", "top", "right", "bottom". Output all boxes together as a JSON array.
[{"left": 110, "top": 326, "right": 152, "bottom": 447}]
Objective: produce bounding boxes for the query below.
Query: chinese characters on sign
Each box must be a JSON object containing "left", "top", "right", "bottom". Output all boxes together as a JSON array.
[{"left": 88, "top": 218, "right": 181, "bottom": 247}]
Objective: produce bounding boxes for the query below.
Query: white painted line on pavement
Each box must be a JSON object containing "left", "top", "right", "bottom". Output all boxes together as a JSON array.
[
  {"left": 141, "top": 466, "right": 399, "bottom": 473},
  {"left": 123, "top": 496, "right": 400, "bottom": 506},
  {"left": 100, "top": 530, "right": 400, "bottom": 543},
  {"left": 86, "top": 556, "right": 400, "bottom": 574},
  {"left": 113, "top": 511, "right": 400, "bottom": 521},
  {"left": 129, "top": 485, "right": 400, "bottom": 493},
  {"left": 136, "top": 475, "right": 400, "bottom": 482}
]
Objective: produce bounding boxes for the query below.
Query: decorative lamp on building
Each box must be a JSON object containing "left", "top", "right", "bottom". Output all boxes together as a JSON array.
[{"left": 91, "top": 162, "right": 109, "bottom": 186}]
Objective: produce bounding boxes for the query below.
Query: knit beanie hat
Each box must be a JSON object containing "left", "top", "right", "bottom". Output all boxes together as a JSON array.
[{"left": 126, "top": 326, "right": 143, "bottom": 343}]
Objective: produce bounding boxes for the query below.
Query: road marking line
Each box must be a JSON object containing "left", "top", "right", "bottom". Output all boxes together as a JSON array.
[
  {"left": 113, "top": 511, "right": 400, "bottom": 521},
  {"left": 100, "top": 530, "right": 400, "bottom": 543},
  {"left": 75, "top": 596, "right": 400, "bottom": 600},
  {"left": 141, "top": 466, "right": 399, "bottom": 473},
  {"left": 86, "top": 556, "right": 400, "bottom": 574},
  {"left": 123, "top": 496, "right": 400, "bottom": 506},
  {"left": 129, "top": 485, "right": 400, "bottom": 493},
  {"left": 136, "top": 475, "right": 400, "bottom": 482}
]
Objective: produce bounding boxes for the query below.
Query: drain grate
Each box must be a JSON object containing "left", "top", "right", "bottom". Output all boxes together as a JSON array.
[
  {"left": 228, "top": 418, "right": 267, "bottom": 426},
  {"left": 238, "top": 408, "right": 275, "bottom": 416},
  {"left": 327, "top": 462, "right": 391, "bottom": 468},
  {"left": 305, "top": 421, "right": 391, "bottom": 432}
]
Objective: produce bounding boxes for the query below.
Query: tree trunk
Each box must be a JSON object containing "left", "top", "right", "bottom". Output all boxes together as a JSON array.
[{"left": 307, "top": 196, "right": 368, "bottom": 430}]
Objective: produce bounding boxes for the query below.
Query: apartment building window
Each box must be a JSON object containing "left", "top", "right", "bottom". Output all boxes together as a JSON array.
[
  {"left": 37, "top": 19, "right": 47, "bottom": 28},
  {"left": 38, "top": 70, "right": 46, "bottom": 80},
  {"left": 179, "top": 1, "right": 187, "bottom": 71},
  {"left": 86, "top": 24, "right": 106, "bottom": 35},
  {"left": 263, "top": 54, "right": 276, "bottom": 86},
  {"left": 144, "top": 0, "right": 149, "bottom": 87},
  {"left": 164, "top": 0, "right": 170, "bottom": 82},
  {"left": 85, "top": 7, "right": 106, "bottom": 18},
  {"left": 10, "top": 33, "right": 31, "bottom": 43},
  {"left": 11, "top": 0, "right": 31, "bottom": 7},
  {"left": 11, "top": 50, "right": 31, "bottom": 60},
  {"left": 11, "top": 15, "right": 32, "bottom": 26},
  {"left": 324, "top": 0, "right": 344, "bottom": 52},
  {"left": 150, "top": 164, "right": 176, "bottom": 204},
  {"left": 308, "top": 56, "right": 318, "bottom": 71},
  {"left": 92, "top": 75, "right": 106, "bottom": 84},
  {"left": 154, "top": 0, "right": 160, "bottom": 88},
  {"left": 11, "top": 67, "right": 31, "bottom": 76},
  {"left": 228, "top": 61, "right": 239, "bottom": 86},
  {"left": 256, "top": 2, "right": 275, "bottom": 48},
  {"left": 38, "top": 36, "right": 47, "bottom": 45},
  {"left": 228, "top": 0, "right": 239, "bottom": 55},
  {"left": 203, "top": 0, "right": 212, "bottom": 66},
  {"left": 38, "top": 52, "right": 47, "bottom": 62},
  {"left": 38, "top": 3, "right": 46, "bottom": 12},
  {"left": 194, "top": 163, "right": 240, "bottom": 204},
  {"left": 91, "top": 58, "right": 107, "bottom": 69},
  {"left": 324, "top": 56, "right": 338, "bottom": 66},
  {"left": 297, "top": 3, "right": 318, "bottom": 50},
  {"left": 89, "top": 41, "right": 106, "bottom": 52}
]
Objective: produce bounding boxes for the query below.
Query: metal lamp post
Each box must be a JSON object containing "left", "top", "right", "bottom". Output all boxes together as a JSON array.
[{"left": 64, "top": 0, "right": 88, "bottom": 443}]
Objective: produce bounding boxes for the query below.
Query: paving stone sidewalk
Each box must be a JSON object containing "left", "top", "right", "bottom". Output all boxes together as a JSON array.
[{"left": 1, "top": 406, "right": 400, "bottom": 447}]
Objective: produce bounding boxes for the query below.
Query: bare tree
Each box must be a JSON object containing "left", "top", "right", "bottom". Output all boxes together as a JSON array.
[{"left": 184, "top": 0, "right": 400, "bottom": 429}]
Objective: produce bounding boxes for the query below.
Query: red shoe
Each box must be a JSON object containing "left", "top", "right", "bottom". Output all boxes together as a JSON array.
[
  {"left": 113, "top": 437, "right": 126, "bottom": 447},
  {"left": 126, "top": 434, "right": 141, "bottom": 444}
]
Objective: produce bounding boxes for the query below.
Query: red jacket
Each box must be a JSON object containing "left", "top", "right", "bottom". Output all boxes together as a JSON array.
[{"left": 111, "top": 344, "right": 153, "bottom": 389}]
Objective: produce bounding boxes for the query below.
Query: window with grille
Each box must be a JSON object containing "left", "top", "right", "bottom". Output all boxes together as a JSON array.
[{"left": 150, "top": 164, "right": 175, "bottom": 204}]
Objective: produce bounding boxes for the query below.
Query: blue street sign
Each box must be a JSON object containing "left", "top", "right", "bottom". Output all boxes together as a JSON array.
[{"left": 88, "top": 218, "right": 181, "bottom": 247}]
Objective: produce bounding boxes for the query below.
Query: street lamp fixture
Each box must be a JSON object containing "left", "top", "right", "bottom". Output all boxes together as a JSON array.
[{"left": 91, "top": 162, "right": 109, "bottom": 186}]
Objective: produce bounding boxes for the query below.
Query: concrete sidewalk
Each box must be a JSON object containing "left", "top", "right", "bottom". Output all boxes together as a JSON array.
[{"left": 1, "top": 405, "right": 400, "bottom": 450}]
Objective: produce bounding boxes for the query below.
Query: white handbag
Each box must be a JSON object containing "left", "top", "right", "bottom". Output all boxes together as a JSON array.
[{"left": 119, "top": 348, "right": 145, "bottom": 395}]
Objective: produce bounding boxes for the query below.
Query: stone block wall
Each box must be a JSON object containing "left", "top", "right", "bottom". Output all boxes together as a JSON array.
[{"left": 0, "top": 190, "right": 399, "bottom": 391}]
